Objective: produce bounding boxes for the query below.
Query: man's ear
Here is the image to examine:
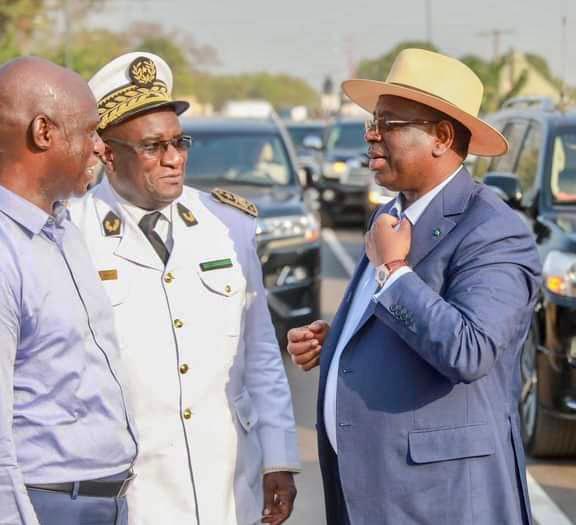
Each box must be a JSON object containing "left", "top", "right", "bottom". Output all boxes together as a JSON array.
[
  {"left": 431, "top": 120, "right": 455, "bottom": 157},
  {"left": 30, "top": 114, "right": 55, "bottom": 151}
]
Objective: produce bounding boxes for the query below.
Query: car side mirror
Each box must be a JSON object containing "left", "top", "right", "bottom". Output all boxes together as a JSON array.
[
  {"left": 484, "top": 172, "right": 523, "bottom": 210},
  {"left": 302, "top": 135, "right": 323, "bottom": 151}
]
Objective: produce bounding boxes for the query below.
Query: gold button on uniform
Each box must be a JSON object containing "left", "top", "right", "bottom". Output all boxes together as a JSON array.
[
  {"left": 224, "top": 285, "right": 232, "bottom": 294},
  {"left": 174, "top": 319, "right": 183, "bottom": 328},
  {"left": 164, "top": 272, "right": 175, "bottom": 283},
  {"left": 179, "top": 363, "right": 189, "bottom": 374},
  {"left": 183, "top": 408, "right": 192, "bottom": 420}
]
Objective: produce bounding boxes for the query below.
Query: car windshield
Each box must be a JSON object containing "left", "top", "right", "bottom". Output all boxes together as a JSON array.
[
  {"left": 287, "top": 125, "right": 324, "bottom": 147},
  {"left": 184, "top": 132, "right": 293, "bottom": 187},
  {"left": 325, "top": 122, "right": 366, "bottom": 151},
  {"left": 550, "top": 128, "right": 576, "bottom": 204}
]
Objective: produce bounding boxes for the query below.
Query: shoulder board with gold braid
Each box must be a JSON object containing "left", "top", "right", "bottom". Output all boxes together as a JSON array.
[{"left": 211, "top": 188, "right": 258, "bottom": 217}]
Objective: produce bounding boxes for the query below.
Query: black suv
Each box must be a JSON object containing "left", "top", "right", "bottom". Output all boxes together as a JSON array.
[
  {"left": 181, "top": 117, "right": 321, "bottom": 345},
  {"left": 476, "top": 97, "right": 576, "bottom": 457},
  {"left": 318, "top": 117, "right": 371, "bottom": 225}
]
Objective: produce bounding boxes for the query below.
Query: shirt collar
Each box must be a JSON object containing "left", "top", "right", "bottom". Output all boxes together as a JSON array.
[
  {"left": 0, "top": 184, "right": 63, "bottom": 235},
  {"left": 108, "top": 182, "right": 172, "bottom": 226},
  {"left": 391, "top": 165, "right": 462, "bottom": 225}
]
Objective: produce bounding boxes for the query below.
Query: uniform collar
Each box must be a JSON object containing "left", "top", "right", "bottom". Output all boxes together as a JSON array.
[{"left": 107, "top": 182, "right": 172, "bottom": 226}]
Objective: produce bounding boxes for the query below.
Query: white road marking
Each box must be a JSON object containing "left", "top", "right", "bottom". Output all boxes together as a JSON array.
[
  {"left": 321, "top": 228, "right": 357, "bottom": 276},
  {"left": 527, "top": 472, "right": 573, "bottom": 525},
  {"left": 322, "top": 226, "right": 575, "bottom": 525}
]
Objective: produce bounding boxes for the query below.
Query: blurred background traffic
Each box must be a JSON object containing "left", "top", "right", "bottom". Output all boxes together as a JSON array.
[{"left": 3, "top": 0, "right": 576, "bottom": 523}]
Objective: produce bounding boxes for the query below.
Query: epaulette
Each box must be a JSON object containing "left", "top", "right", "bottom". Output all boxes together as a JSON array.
[{"left": 211, "top": 188, "right": 258, "bottom": 217}]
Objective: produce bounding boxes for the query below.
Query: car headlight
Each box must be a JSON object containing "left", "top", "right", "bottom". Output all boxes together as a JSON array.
[
  {"left": 322, "top": 161, "right": 349, "bottom": 180},
  {"left": 543, "top": 250, "right": 576, "bottom": 297},
  {"left": 256, "top": 213, "right": 320, "bottom": 243},
  {"left": 368, "top": 190, "right": 395, "bottom": 206}
]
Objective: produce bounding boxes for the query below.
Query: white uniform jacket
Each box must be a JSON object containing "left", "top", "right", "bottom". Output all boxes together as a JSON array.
[{"left": 68, "top": 178, "right": 300, "bottom": 525}]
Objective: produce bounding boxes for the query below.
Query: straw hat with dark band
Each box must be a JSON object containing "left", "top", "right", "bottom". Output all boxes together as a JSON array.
[
  {"left": 342, "top": 48, "right": 508, "bottom": 157},
  {"left": 89, "top": 52, "right": 189, "bottom": 131}
]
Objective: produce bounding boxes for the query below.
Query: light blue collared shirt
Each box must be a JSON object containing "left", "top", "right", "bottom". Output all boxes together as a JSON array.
[
  {"left": 324, "top": 167, "right": 461, "bottom": 452},
  {"left": 0, "top": 186, "right": 137, "bottom": 524}
]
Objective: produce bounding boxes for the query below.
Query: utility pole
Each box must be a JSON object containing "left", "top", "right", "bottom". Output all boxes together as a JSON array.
[
  {"left": 425, "top": 0, "right": 432, "bottom": 44},
  {"left": 476, "top": 28, "right": 515, "bottom": 61},
  {"left": 62, "top": 0, "right": 71, "bottom": 67},
  {"left": 560, "top": 0, "right": 568, "bottom": 104}
]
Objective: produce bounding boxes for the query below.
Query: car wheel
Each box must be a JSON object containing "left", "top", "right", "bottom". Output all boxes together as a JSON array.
[{"left": 520, "top": 321, "right": 576, "bottom": 457}]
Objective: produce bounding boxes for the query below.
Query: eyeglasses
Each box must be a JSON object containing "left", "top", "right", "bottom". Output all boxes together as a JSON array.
[
  {"left": 364, "top": 118, "right": 439, "bottom": 135},
  {"left": 105, "top": 135, "right": 193, "bottom": 158}
]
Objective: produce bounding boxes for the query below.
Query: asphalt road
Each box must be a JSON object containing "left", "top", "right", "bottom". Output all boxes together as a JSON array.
[{"left": 283, "top": 227, "right": 576, "bottom": 525}]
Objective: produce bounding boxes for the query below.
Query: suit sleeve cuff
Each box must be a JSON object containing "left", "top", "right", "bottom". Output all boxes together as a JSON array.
[{"left": 373, "top": 266, "right": 412, "bottom": 301}]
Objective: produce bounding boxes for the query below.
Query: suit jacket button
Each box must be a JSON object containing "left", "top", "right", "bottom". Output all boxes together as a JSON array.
[
  {"left": 183, "top": 408, "right": 192, "bottom": 420},
  {"left": 179, "top": 363, "right": 189, "bottom": 374},
  {"left": 174, "top": 319, "right": 184, "bottom": 328}
]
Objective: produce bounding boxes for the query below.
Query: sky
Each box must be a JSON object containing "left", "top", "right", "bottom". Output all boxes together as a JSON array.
[{"left": 91, "top": 0, "right": 575, "bottom": 91}]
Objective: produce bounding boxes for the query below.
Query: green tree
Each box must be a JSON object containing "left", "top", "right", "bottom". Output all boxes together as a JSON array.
[
  {"left": 355, "top": 41, "right": 438, "bottom": 80},
  {"left": 193, "top": 72, "right": 319, "bottom": 110},
  {"left": 0, "top": 0, "right": 44, "bottom": 62},
  {"left": 461, "top": 53, "right": 528, "bottom": 113}
]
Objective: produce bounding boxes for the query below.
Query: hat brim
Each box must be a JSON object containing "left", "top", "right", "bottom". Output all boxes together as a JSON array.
[
  {"left": 342, "top": 79, "right": 508, "bottom": 157},
  {"left": 103, "top": 99, "right": 190, "bottom": 130}
]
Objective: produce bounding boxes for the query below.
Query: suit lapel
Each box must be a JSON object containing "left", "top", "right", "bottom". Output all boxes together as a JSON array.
[
  {"left": 320, "top": 199, "right": 398, "bottom": 381},
  {"left": 95, "top": 179, "right": 164, "bottom": 271},
  {"left": 408, "top": 167, "right": 476, "bottom": 268},
  {"left": 320, "top": 169, "right": 477, "bottom": 388}
]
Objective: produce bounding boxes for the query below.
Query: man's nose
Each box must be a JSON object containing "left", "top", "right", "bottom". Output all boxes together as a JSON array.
[
  {"left": 364, "top": 128, "right": 382, "bottom": 143},
  {"left": 161, "top": 143, "right": 185, "bottom": 167}
]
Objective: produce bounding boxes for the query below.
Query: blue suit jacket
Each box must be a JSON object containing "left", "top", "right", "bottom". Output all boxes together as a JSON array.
[{"left": 317, "top": 169, "right": 542, "bottom": 525}]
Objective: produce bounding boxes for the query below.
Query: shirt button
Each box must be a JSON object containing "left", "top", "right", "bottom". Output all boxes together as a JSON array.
[
  {"left": 183, "top": 408, "right": 192, "bottom": 420},
  {"left": 164, "top": 272, "right": 175, "bottom": 283},
  {"left": 179, "top": 363, "right": 189, "bottom": 374},
  {"left": 174, "top": 319, "right": 184, "bottom": 328}
]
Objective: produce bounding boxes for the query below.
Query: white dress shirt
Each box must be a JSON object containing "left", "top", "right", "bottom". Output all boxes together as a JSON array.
[
  {"left": 109, "top": 185, "right": 174, "bottom": 251},
  {"left": 324, "top": 167, "right": 461, "bottom": 453}
]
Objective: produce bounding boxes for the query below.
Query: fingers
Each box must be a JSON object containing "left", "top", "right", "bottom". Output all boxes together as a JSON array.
[
  {"left": 375, "top": 213, "right": 400, "bottom": 228},
  {"left": 262, "top": 478, "right": 276, "bottom": 523},
  {"left": 300, "top": 354, "right": 320, "bottom": 371},
  {"left": 290, "top": 345, "right": 321, "bottom": 370},
  {"left": 308, "top": 320, "right": 329, "bottom": 337},
  {"left": 398, "top": 217, "right": 412, "bottom": 235},
  {"left": 287, "top": 336, "right": 319, "bottom": 356}
]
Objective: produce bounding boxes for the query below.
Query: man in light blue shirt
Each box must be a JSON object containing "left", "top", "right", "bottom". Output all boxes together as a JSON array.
[{"left": 0, "top": 57, "right": 137, "bottom": 524}]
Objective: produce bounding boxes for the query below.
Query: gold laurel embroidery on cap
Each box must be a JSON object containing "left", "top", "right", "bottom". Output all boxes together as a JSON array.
[
  {"left": 102, "top": 211, "right": 122, "bottom": 236},
  {"left": 211, "top": 188, "right": 259, "bottom": 217},
  {"left": 97, "top": 81, "right": 169, "bottom": 130},
  {"left": 129, "top": 57, "right": 157, "bottom": 87}
]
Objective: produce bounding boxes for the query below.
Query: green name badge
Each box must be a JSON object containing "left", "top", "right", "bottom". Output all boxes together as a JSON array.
[{"left": 200, "top": 258, "right": 233, "bottom": 272}]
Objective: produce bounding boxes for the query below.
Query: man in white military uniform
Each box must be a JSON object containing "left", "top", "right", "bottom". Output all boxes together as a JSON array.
[{"left": 68, "top": 52, "right": 300, "bottom": 525}]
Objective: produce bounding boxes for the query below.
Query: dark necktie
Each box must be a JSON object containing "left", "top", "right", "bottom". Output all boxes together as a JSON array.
[{"left": 139, "top": 212, "right": 170, "bottom": 265}]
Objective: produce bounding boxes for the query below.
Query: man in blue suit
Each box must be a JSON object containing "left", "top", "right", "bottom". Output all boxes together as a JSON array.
[{"left": 288, "top": 49, "right": 542, "bottom": 524}]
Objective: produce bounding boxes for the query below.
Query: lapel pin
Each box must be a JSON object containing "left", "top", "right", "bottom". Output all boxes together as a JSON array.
[{"left": 433, "top": 228, "right": 441, "bottom": 238}]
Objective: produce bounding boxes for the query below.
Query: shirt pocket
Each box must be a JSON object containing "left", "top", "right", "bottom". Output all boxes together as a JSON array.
[
  {"left": 196, "top": 265, "right": 246, "bottom": 335},
  {"left": 97, "top": 268, "right": 130, "bottom": 307}
]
